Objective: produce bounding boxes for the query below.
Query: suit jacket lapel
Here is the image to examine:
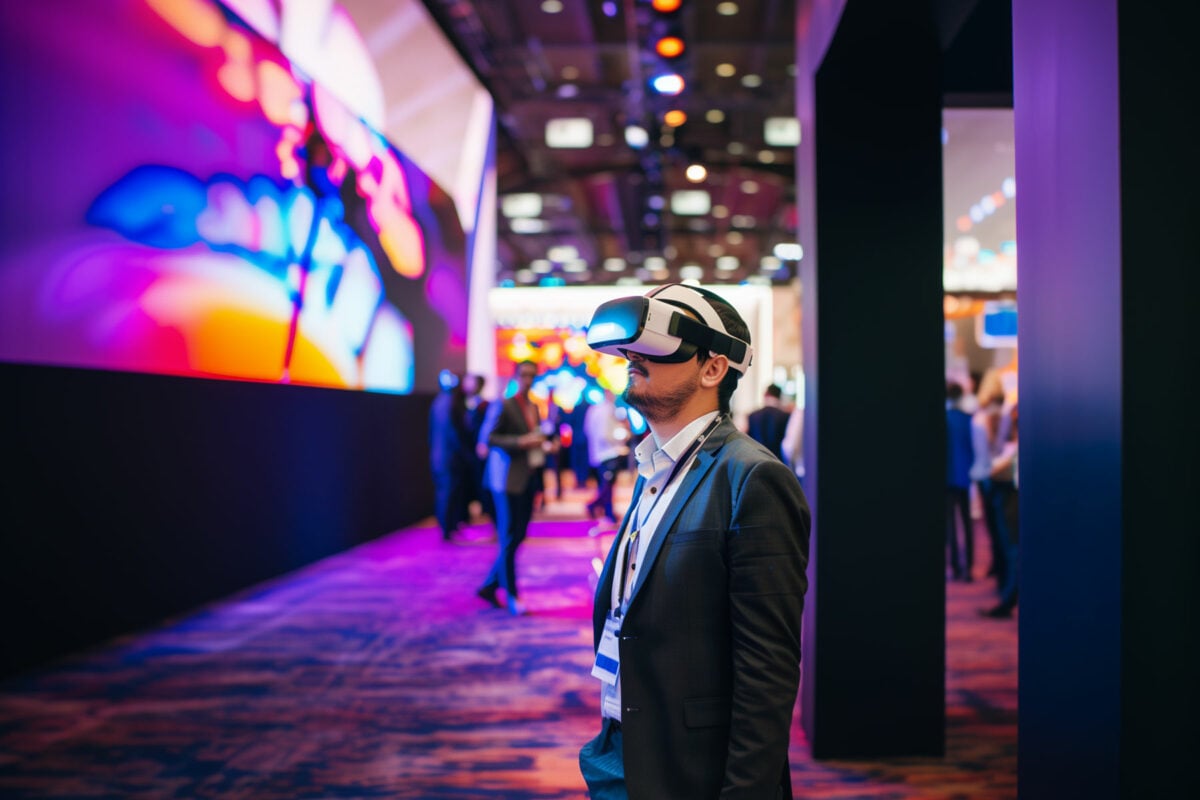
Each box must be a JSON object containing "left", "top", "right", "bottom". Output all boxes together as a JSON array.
[
  {"left": 594, "top": 476, "right": 644, "bottom": 638},
  {"left": 624, "top": 421, "right": 734, "bottom": 610}
]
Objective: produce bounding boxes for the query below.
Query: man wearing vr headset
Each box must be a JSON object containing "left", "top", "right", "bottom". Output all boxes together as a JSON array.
[{"left": 579, "top": 284, "right": 811, "bottom": 799}]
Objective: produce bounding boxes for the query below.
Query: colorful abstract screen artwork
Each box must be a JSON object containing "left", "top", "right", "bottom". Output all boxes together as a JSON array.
[
  {"left": 0, "top": 0, "right": 470, "bottom": 393},
  {"left": 493, "top": 325, "right": 646, "bottom": 434}
]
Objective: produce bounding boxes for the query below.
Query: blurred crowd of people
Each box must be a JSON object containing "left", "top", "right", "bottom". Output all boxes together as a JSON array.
[
  {"left": 945, "top": 369, "right": 1020, "bottom": 618},
  {"left": 428, "top": 365, "right": 647, "bottom": 615}
]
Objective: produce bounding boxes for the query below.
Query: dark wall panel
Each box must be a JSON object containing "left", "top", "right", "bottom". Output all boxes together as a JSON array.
[
  {"left": 1117, "top": 1, "right": 1200, "bottom": 796},
  {"left": 803, "top": 0, "right": 946, "bottom": 758},
  {"left": 0, "top": 362, "right": 434, "bottom": 679}
]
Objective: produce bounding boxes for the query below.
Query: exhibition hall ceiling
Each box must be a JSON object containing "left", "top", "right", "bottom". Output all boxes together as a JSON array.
[{"left": 420, "top": 0, "right": 800, "bottom": 288}]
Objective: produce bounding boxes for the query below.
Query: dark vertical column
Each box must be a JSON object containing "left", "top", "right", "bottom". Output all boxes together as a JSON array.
[
  {"left": 1013, "top": 0, "right": 1199, "bottom": 796},
  {"left": 801, "top": 0, "right": 946, "bottom": 758},
  {"left": 1117, "top": 3, "right": 1200, "bottom": 795}
]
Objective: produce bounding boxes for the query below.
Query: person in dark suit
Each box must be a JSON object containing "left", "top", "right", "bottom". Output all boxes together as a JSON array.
[
  {"left": 475, "top": 360, "right": 546, "bottom": 616},
  {"left": 746, "top": 383, "right": 791, "bottom": 462},
  {"left": 428, "top": 370, "right": 469, "bottom": 541},
  {"left": 462, "top": 373, "right": 494, "bottom": 522},
  {"left": 579, "top": 284, "right": 811, "bottom": 800}
]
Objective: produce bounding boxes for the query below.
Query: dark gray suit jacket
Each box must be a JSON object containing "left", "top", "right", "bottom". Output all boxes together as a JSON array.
[
  {"left": 592, "top": 416, "right": 810, "bottom": 799},
  {"left": 481, "top": 395, "right": 541, "bottom": 495}
]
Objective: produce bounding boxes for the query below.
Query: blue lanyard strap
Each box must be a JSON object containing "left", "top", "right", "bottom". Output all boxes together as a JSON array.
[{"left": 614, "top": 413, "right": 724, "bottom": 613}]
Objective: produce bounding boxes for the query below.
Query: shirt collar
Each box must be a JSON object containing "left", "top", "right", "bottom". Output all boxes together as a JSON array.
[{"left": 634, "top": 410, "right": 721, "bottom": 480}]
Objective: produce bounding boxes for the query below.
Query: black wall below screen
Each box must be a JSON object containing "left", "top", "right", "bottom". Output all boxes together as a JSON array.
[{"left": 0, "top": 362, "right": 434, "bottom": 679}]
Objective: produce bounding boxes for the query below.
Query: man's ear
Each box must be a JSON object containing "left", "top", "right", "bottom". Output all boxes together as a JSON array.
[{"left": 699, "top": 353, "right": 729, "bottom": 389}]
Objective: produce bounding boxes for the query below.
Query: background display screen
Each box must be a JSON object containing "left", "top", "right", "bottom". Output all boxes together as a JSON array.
[{"left": 0, "top": 0, "right": 470, "bottom": 393}]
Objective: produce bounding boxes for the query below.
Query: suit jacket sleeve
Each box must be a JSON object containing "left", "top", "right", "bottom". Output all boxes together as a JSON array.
[
  {"left": 485, "top": 398, "right": 531, "bottom": 453},
  {"left": 723, "top": 456, "right": 810, "bottom": 797}
]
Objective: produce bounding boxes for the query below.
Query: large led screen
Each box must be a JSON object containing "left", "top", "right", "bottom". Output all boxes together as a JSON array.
[{"left": 0, "top": 0, "right": 470, "bottom": 393}]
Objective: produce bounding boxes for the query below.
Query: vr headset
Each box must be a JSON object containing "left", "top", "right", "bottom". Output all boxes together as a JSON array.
[{"left": 586, "top": 283, "right": 753, "bottom": 374}]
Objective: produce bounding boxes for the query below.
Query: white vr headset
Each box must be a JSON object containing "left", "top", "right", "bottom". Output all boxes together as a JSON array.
[{"left": 585, "top": 283, "right": 753, "bottom": 374}]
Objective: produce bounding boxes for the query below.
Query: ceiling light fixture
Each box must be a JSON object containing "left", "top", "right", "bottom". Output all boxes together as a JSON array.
[
  {"left": 545, "top": 117, "right": 594, "bottom": 148},
  {"left": 715, "top": 63, "right": 737, "bottom": 78},
  {"left": 652, "top": 0, "right": 682, "bottom": 12},
  {"left": 741, "top": 74, "right": 762, "bottom": 88},
  {"left": 547, "top": 244, "right": 579, "bottom": 262},
  {"left": 685, "top": 164, "right": 707, "bottom": 182},
  {"left": 706, "top": 109, "right": 726, "bottom": 124},
  {"left": 716, "top": 2, "right": 739, "bottom": 15},
  {"left": 501, "top": 193, "right": 543, "bottom": 218},
  {"left": 651, "top": 73, "right": 685, "bottom": 96},
  {"left": 625, "top": 125, "right": 650, "bottom": 149},
  {"left": 663, "top": 109, "right": 687, "bottom": 127},
  {"left": 765, "top": 116, "right": 801, "bottom": 146},
  {"left": 655, "top": 36, "right": 685, "bottom": 59},
  {"left": 773, "top": 242, "right": 804, "bottom": 261},
  {"left": 540, "top": 0, "right": 563, "bottom": 13}
]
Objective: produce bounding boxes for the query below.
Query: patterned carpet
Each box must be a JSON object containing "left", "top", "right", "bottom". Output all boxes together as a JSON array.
[{"left": 0, "top": 489, "right": 1016, "bottom": 798}]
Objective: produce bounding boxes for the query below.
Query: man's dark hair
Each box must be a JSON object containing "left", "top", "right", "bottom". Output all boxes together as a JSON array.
[
  {"left": 946, "top": 381, "right": 964, "bottom": 401},
  {"left": 694, "top": 290, "right": 751, "bottom": 414},
  {"left": 765, "top": 384, "right": 783, "bottom": 400}
]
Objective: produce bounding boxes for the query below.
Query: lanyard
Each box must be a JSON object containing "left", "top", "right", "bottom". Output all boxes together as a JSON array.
[{"left": 614, "top": 413, "right": 724, "bottom": 614}]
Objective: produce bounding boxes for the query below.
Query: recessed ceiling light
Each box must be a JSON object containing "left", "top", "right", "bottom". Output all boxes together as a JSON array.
[
  {"left": 760, "top": 255, "right": 783, "bottom": 272},
  {"left": 705, "top": 109, "right": 726, "bottom": 124},
  {"left": 716, "top": 255, "right": 739, "bottom": 271},
  {"left": 541, "top": 0, "right": 563, "bottom": 13},
  {"left": 685, "top": 164, "right": 707, "bottom": 182},
  {"left": 501, "top": 193, "right": 543, "bottom": 218},
  {"left": 604, "top": 258, "right": 627, "bottom": 272},
  {"left": 765, "top": 116, "right": 801, "bottom": 146},
  {"left": 663, "top": 109, "right": 687, "bottom": 127},
  {"left": 625, "top": 125, "right": 649, "bottom": 148},
  {"left": 758, "top": 150, "right": 776, "bottom": 164},
  {"left": 732, "top": 215, "right": 757, "bottom": 229},
  {"left": 645, "top": 256, "right": 666, "bottom": 270},
  {"left": 556, "top": 84, "right": 579, "bottom": 99},
  {"left": 712, "top": 204, "right": 729, "bottom": 219},
  {"left": 680, "top": 264, "right": 705, "bottom": 281},
  {"left": 741, "top": 74, "right": 762, "bottom": 88},
  {"left": 716, "top": 2, "right": 739, "bottom": 15},
  {"left": 707, "top": 243, "right": 724, "bottom": 257},
  {"left": 510, "top": 218, "right": 546, "bottom": 234},
  {"left": 774, "top": 242, "right": 804, "bottom": 261},
  {"left": 715, "top": 63, "right": 737, "bottom": 78},
  {"left": 740, "top": 179, "right": 759, "bottom": 194},
  {"left": 727, "top": 142, "right": 745, "bottom": 156},
  {"left": 726, "top": 231, "right": 744, "bottom": 244},
  {"left": 671, "top": 190, "right": 711, "bottom": 216},
  {"left": 547, "top": 244, "right": 579, "bottom": 262}
]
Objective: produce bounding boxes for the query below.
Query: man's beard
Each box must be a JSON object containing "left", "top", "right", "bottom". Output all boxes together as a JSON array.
[{"left": 622, "top": 369, "right": 700, "bottom": 423}]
